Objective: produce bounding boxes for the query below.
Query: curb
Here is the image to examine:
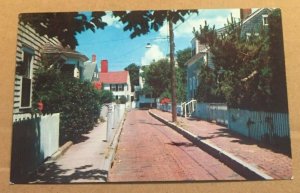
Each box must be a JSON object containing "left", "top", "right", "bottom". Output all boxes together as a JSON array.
[
  {"left": 50, "top": 141, "right": 73, "bottom": 160},
  {"left": 149, "top": 110, "right": 273, "bottom": 180},
  {"left": 102, "top": 112, "right": 127, "bottom": 180}
]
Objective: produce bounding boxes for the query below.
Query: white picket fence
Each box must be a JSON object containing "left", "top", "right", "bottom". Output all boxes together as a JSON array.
[
  {"left": 13, "top": 113, "right": 60, "bottom": 160},
  {"left": 193, "top": 103, "right": 290, "bottom": 143},
  {"left": 106, "top": 104, "right": 126, "bottom": 143},
  {"left": 195, "top": 103, "right": 228, "bottom": 125},
  {"left": 228, "top": 109, "right": 290, "bottom": 142},
  {"left": 11, "top": 113, "right": 60, "bottom": 181}
]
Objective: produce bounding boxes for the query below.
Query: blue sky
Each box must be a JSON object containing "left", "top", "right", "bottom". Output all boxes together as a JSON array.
[{"left": 76, "top": 9, "right": 243, "bottom": 71}]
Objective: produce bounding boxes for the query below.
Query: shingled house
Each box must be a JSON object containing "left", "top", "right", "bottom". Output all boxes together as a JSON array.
[
  {"left": 14, "top": 22, "right": 90, "bottom": 114},
  {"left": 185, "top": 8, "right": 272, "bottom": 102}
]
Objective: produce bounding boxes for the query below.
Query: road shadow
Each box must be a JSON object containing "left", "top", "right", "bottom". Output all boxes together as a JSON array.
[
  {"left": 138, "top": 120, "right": 166, "bottom": 127},
  {"left": 29, "top": 162, "right": 108, "bottom": 183},
  {"left": 166, "top": 141, "right": 196, "bottom": 147}
]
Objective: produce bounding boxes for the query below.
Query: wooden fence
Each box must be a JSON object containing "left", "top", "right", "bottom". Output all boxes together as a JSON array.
[
  {"left": 194, "top": 103, "right": 228, "bottom": 125},
  {"left": 192, "top": 103, "right": 290, "bottom": 145},
  {"left": 11, "top": 113, "right": 60, "bottom": 183},
  {"left": 228, "top": 109, "right": 290, "bottom": 144},
  {"left": 157, "top": 103, "right": 184, "bottom": 116}
]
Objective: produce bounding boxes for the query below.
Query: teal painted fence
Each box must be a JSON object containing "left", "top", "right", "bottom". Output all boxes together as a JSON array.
[
  {"left": 157, "top": 103, "right": 184, "bottom": 116},
  {"left": 11, "top": 113, "right": 60, "bottom": 183},
  {"left": 192, "top": 103, "right": 290, "bottom": 144},
  {"left": 228, "top": 109, "right": 290, "bottom": 143},
  {"left": 194, "top": 103, "right": 228, "bottom": 125}
]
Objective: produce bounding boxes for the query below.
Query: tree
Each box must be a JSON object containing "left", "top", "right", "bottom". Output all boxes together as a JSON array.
[
  {"left": 176, "top": 47, "right": 192, "bottom": 68},
  {"left": 32, "top": 68, "right": 101, "bottom": 144},
  {"left": 124, "top": 63, "right": 140, "bottom": 92},
  {"left": 143, "top": 59, "right": 171, "bottom": 98},
  {"left": 21, "top": 10, "right": 198, "bottom": 121},
  {"left": 99, "top": 90, "right": 114, "bottom": 104},
  {"left": 176, "top": 47, "right": 192, "bottom": 102},
  {"left": 268, "top": 9, "right": 288, "bottom": 113},
  {"left": 114, "top": 10, "right": 198, "bottom": 122},
  {"left": 20, "top": 12, "right": 107, "bottom": 49},
  {"left": 194, "top": 9, "right": 287, "bottom": 112}
]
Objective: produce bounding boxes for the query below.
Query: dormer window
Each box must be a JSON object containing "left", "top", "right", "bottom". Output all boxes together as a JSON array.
[{"left": 262, "top": 15, "right": 269, "bottom": 26}]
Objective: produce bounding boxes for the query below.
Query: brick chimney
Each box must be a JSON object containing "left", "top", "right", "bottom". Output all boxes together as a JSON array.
[
  {"left": 240, "top": 9, "right": 252, "bottom": 21},
  {"left": 101, "top": 60, "right": 108, "bottom": 73},
  {"left": 92, "top": 54, "right": 96, "bottom": 62}
]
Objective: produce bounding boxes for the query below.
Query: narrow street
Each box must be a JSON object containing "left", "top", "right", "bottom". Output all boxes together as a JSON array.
[{"left": 108, "top": 109, "right": 244, "bottom": 182}]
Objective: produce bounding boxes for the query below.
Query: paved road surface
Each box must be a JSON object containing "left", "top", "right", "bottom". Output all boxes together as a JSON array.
[
  {"left": 152, "top": 109, "right": 292, "bottom": 179},
  {"left": 109, "top": 109, "right": 244, "bottom": 182}
]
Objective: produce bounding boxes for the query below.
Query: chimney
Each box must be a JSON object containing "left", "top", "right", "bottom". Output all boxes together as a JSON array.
[
  {"left": 240, "top": 9, "right": 252, "bottom": 21},
  {"left": 92, "top": 54, "right": 96, "bottom": 62},
  {"left": 101, "top": 60, "right": 108, "bottom": 73}
]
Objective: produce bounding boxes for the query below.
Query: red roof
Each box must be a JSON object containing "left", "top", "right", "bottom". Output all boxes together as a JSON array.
[{"left": 99, "top": 71, "right": 129, "bottom": 84}]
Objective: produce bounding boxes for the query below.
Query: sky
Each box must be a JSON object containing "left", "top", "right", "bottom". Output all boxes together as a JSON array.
[{"left": 75, "top": 9, "right": 244, "bottom": 71}]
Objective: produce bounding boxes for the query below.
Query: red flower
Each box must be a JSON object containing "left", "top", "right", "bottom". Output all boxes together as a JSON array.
[
  {"left": 160, "top": 97, "right": 171, "bottom": 104},
  {"left": 38, "top": 100, "right": 44, "bottom": 112},
  {"left": 93, "top": 81, "right": 102, "bottom": 90}
]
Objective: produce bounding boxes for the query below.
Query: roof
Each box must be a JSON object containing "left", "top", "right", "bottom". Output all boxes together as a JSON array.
[
  {"left": 185, "top": 52, "right": 205, "bottom": 67},
  {"left": 99, "top": 71, "right": 129, "bottom": 84},
  {"left": 242, "top": 8, "right": 273, "bottom": 25},
  {"left": 82, "top": 61, "right": 97, "bottom": 81},
  {"left": 41, "top": 43, "right": 88, "bottom": 61}
]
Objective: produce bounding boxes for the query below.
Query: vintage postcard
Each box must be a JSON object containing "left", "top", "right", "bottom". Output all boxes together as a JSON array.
[{"left": 10, "top": 8, "right": 292, "bottom": 183}]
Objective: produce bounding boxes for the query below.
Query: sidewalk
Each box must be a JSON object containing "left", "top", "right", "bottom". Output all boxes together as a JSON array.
[
  {"left": 30, "top": 116, "right": 120, "bottom": 183},
  {"left": 150, "top": 109, "right": 292, "bottom": 179}
]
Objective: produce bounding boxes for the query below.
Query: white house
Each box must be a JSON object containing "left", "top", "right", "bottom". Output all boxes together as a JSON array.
[{"left": 98, "top": 60, "right": 132, "bottom": 103}]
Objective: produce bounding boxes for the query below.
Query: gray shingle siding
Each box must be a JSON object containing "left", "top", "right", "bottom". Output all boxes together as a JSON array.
[{"left": 241, "top": 9, "right": 271, "bottom": 37}]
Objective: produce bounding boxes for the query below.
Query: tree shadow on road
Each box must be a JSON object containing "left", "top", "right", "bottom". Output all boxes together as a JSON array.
[
  {"left": 166, "top": 141, "right": 196, "bottom": 147},
  {"left": 29, "top": 162, "right": 108, "bottom": 183}
]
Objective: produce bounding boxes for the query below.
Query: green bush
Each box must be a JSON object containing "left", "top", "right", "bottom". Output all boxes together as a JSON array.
[
  {"left": 33, "top": 68, "right": 101, "bottom": 144},
  {"left": 99, "top": 90, "right": 114, "bottom": 104},
  {"left": 119, "top": 95, "right": 127, "bottom": 104}
]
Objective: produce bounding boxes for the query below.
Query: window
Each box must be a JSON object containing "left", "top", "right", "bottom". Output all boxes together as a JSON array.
[
  {"left": 118, "top": 84, "right": 124, "bottom": 91},
  {"left": 18, "top": 47, "right": 34, "bottom": 78},
  {"left": 110, "top": 84, "right": 116, "bottom": 91},
  {"left": 20, "top": 46, "right": 34, "bottom": 108},
  {"left": 262, "top": 15, "right": 268, "bottom": 26}
]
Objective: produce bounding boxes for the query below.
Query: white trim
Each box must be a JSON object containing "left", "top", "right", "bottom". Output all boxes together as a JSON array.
[
  {"left": 242, "top": 8, "right": 272, "bottom": 25},
  {"left": 262, "top": 14, "right": 269, "bottom": 26}
]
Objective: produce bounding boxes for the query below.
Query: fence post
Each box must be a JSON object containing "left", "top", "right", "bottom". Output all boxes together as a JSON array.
[{"left": 106, "top": 103, "right": 113, "bottom": 142}]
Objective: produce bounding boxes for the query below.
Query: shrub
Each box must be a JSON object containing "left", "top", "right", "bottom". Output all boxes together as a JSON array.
[
  {"left": 119, "top": 95, "right": 127, "bottom": 104},
  {"left": 99, "top": 90, "right": 114, "bottom": 104},
  {"left": 33, "top": 68, "right": 101, "bottom": 144}
]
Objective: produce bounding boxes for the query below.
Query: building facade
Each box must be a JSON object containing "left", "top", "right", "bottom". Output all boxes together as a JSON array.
[
  {"left": 185, "top": 8, "right": 272, "bottom": 102},
  {"left": 98, "top": 60, "right": 132, "bottom": 102},
  {"left": 14, "top": 22, "right": 90, "bottom": 114}
]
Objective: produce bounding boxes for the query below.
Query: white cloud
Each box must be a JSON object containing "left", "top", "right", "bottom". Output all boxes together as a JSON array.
[
  {"left": 102, "top": 13, "right": 122, "bottom": 28},
  {"left": 141, "top": 44, "right": 165, "bottom": 66},
  {"left": 158, "top": 9, "right": 242, "bottom": 39}
]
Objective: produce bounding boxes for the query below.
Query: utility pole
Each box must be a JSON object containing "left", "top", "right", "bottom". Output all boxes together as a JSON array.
[{"left": 168, "top": 11, "right": 177, "bottom": 122}]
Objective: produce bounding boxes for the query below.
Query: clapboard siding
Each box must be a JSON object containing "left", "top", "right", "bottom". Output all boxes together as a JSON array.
[{"left": 14, "top": 23, "right": 60, "bottom": 113}]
